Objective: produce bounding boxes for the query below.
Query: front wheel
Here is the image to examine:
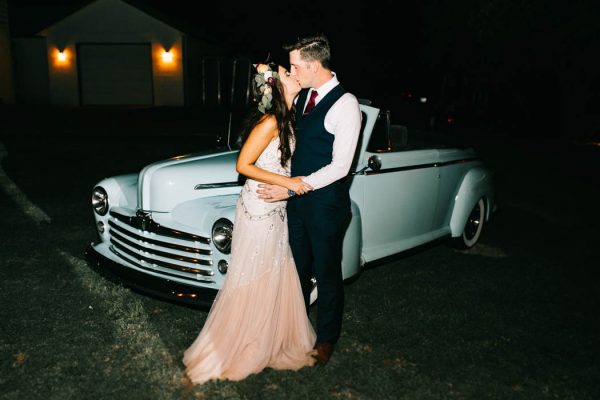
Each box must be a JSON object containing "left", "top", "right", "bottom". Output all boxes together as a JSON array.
[{"left": 452, "top": 197, "right": 486, "bottom": 249}]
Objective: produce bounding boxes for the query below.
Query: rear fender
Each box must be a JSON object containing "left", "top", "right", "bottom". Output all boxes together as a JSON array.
[{"left": 449, "top": 167, "right": 494, "bottom": 237}]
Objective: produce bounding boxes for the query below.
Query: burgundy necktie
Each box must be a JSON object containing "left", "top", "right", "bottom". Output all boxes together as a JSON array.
[{"left": 303, "top": 90, "right": 318, "bottom": 115}]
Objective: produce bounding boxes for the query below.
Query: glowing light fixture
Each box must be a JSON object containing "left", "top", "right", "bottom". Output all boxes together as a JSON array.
[
  {"left": 161, "top": 50, "right": 174, "bottom": 63},
  {"left": 53, "top": 48, "right": 70, "bottom": 67}
]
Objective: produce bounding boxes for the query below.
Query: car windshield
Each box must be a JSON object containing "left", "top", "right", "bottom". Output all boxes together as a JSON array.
[{"left": 367, "top": 109, "right": 469, "bottom": 152}]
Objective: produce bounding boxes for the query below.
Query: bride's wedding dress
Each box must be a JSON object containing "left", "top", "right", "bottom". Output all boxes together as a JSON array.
[{"left": 183, "top": 138, "right": 316, "bottom": 384}]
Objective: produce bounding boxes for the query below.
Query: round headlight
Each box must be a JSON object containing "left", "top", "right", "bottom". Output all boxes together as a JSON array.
[
  {"left": 212, "top": 218, "right": 233, "bottom": 254},
  {"left": 92, "top": 186, "right": 109, "bottom": 216}
]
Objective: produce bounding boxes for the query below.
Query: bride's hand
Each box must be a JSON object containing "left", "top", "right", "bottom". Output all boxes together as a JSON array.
[{"left": 286, "top": 176, "right": 313, "bottom": 195}]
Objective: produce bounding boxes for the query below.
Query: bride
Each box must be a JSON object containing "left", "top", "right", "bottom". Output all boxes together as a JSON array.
[{"left": 183, "top": 62, "right": 316, "bottom": 384}]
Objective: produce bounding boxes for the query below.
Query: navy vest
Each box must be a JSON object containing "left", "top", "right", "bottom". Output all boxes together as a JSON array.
[{"left": 291, "top": 85, "right": 346, "bottom": 178}]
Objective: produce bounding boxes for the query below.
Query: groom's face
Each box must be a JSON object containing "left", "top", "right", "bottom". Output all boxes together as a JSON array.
[{"left": 288, "top": 50, "right": 311, "bottom": 89}]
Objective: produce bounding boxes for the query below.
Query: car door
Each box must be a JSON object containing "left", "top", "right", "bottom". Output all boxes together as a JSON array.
[
  {"left": 362, "top": 150, "right": 440, "bottom": 261},
  {"left": 359, "top": 111, "right": 441, "bottom": 262}
]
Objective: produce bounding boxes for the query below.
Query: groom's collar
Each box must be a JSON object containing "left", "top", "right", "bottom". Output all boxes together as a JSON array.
[{"left": 310, "top": 72, "right": 339, "bottom": 100}]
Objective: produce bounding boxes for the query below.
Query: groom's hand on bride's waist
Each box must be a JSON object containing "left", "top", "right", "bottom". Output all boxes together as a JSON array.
[{"left": 257, "top": 184, "right": 293, "bottom": 202}]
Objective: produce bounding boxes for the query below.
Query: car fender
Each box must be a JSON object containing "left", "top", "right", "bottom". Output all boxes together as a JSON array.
[
  {"left": 449, "top": 166, "right": 494, "bottom": 237},
  {"left": 169, "top": 193, "right": 239, "bottom": 235},
  {"left": 342, "top": 200, "right": 363, "bottom": 280},
  {"left": 172, "top": 195, "right": 363, "bottom": 281},
  {"left": 93, "top": 173, "right": 139, "bottom": 211}
]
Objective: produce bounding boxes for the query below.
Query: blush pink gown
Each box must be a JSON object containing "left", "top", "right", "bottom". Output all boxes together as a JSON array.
[{"left": 183, "top": 138, "right": 316, "bottom": 384}]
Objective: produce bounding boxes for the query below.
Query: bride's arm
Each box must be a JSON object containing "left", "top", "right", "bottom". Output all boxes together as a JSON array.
[{"left": 236, "top": 115, "right": 312, "bottom": 195}]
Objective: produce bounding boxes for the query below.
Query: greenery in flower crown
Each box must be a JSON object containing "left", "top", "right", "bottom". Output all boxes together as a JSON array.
[{"left": 253, "top": 63, "right": 280, "bottom": 114}]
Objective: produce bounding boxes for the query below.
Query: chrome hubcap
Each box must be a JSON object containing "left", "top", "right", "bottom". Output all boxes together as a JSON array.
[{"left": 464, "top": 202, "right": 482, "bottom": 240}]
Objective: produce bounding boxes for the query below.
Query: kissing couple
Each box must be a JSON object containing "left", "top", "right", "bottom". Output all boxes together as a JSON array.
[{"left": 183, "top": 33, "right": 362, "bottom": 384}]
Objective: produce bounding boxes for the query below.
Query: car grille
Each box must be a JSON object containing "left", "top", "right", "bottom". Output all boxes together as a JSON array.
[{"left": 107, "top": 210, "right": 215, "bottom": 283}]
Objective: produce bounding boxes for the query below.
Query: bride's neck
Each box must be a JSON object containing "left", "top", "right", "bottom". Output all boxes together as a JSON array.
[{"left": 285, "top": 93, "right": 297, "bottom": 110}]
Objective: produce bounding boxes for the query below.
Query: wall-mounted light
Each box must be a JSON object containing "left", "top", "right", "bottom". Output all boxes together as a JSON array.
[
  {"left": 154, "top": 45, "right": 179, "bottom": 72},
  {"left": 161, "top": 50, "right": 174, "bottom": 63},
  {"left": 52, "top": 48, "right": 71, "bottom": 68}
]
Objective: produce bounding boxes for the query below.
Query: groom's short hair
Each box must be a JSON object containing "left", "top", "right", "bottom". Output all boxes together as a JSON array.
[{"left": 283, "top": 34, "right": 331, "bottom": 69}]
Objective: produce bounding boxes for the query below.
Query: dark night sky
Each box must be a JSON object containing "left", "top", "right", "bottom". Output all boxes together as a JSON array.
[
  {"left": 7, "top": 0, "right": 600, "bottom": 137},
  {"left": 7, "top": 0, "right": 424, "bottom": 104}
]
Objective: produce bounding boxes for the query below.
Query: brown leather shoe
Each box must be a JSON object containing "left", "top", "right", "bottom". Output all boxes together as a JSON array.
[{"left": 312, "top": 342, "right": 335, "bottom": 365}]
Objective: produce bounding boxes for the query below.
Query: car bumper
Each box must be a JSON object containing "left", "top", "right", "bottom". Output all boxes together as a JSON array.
[{"left": 85, "top": 242, "right": 217, "bottom": 309}]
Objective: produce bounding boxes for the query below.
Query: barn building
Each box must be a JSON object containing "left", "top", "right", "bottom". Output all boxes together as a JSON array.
[{"left": 9, "top": 0, "right": 251, "bottom": 108}]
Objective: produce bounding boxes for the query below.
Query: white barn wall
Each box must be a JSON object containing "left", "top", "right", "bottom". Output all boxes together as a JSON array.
[{"left": 40, "top": 0, "right": 184, "bottom": 106}]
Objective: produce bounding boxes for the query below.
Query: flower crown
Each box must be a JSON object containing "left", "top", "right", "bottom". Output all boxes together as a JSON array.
[{"left": 253, "top": 63, "right": 280, "bottom": 114}]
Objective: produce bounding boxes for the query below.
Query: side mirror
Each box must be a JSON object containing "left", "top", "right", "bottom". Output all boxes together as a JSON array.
[{"left": 368, "top": 155, "right": 382, "bottom": 172}]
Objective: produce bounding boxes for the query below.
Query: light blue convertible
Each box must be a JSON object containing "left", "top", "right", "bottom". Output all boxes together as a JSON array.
[{"left": 86, "top": 103, "right": 495, "bottom": 307}]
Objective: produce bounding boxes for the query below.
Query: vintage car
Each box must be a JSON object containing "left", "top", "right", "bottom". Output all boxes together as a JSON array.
[{"left": 86, "top": 103, "right": 495, "bottom": 307}]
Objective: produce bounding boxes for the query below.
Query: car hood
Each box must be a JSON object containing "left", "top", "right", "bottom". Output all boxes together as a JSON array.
[
  {"left": 136, "top": 104, "right": 380, "bottom": 212},
  {"left": 138, "top": 149, "right": 241, "bottom": 212}
]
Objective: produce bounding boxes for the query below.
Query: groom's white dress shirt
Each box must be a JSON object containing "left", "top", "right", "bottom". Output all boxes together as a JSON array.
[{"left": 298, "top": 73, "right": 362, "bottom": 190}]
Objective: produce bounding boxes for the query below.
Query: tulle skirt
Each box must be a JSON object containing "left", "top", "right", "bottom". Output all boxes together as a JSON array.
[{"left": 183, "top": 195, "right": 316, "bottom": 384}]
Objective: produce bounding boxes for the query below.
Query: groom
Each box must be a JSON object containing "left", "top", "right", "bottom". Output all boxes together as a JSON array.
[{"left": 257, "top": 34, "right": 362, "bottom": 365}]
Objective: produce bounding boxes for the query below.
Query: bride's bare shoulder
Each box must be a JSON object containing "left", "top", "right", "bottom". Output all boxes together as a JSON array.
[
  {"left": 254, "top": 114, "right": 279, "bottom": 139},
  {"left": 258, "top": 114, "right": 277, "bottom": 127}
]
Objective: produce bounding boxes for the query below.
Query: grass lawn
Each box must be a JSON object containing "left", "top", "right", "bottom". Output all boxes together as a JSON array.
[{"left": 1, "top": 107, "right": 599, "bottom": 399}]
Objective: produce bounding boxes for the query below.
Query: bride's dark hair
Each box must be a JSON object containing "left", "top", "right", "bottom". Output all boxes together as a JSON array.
[{"left": 239, "top": 62, "right": 295, "bottom": 169}]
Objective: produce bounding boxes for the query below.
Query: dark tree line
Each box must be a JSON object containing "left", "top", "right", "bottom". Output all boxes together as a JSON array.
[
  {"left": 419, "top": 0, "right": 600, "bottom": 138},
  {"left": 8, "top": 0, "right": 599, "bottom": 139}
]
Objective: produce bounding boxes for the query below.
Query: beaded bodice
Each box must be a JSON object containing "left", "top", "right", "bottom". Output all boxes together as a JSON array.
[{"left": 240, "top": 138, "right": 289, "bottom": 220}]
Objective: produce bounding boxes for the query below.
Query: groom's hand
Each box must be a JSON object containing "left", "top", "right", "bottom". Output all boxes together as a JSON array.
[{"left": 257, "top": 184, "right": 289, "bottom": 202}]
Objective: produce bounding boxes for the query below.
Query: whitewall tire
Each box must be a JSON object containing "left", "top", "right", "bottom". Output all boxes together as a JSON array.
[{"left": 453, "top": 197, "right": 485, "bottom": 249}]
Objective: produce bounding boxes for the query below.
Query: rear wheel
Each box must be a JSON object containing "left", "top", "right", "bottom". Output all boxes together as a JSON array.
[{"left": 452, "top": 197, "right": 485, "bottom": 249}]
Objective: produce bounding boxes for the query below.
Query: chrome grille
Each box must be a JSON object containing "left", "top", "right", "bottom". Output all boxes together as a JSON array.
[{"left": 108, "top": 210, "right": 215, "bottom": 283}]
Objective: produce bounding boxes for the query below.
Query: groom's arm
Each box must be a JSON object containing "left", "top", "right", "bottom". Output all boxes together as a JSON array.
[
  {"left": 257, "top": 94, "right": 361, "bottom": 202},
  {"left": 257, "top": 183, "right": 290, "bottom": 202},
  {"left": 302, "top": 94, "right": 362, "bottom": 190}
]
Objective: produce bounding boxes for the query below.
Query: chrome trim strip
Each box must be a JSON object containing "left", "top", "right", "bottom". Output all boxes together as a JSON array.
[
  {"left": 108, "top": 221, "right": 212, "bottom": 255},
  {"left": 365, "top": 157, "right": 480, "bottom": 175},
  {"left": 194, "top": 182, "right": 240, "bottom": 190},
  {"left": 109, "top": 210, "right": 210, "bottom": 244},
  {"left": 109, "top": 245, "right": 215, "bottom": 283},
  {"left": 110, "top": 238, "right": 215, "bottom": 276},
  {"left": 110, "top": 229, "right": 213, "bottom": 266},
  {"left": 438, "top": 157, "right": 480, "bottom": 167}
]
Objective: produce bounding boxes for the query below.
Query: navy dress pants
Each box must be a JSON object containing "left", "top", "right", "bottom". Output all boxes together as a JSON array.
[{"left": 287, "top": 181, "right": 351, "bottom": 344}]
